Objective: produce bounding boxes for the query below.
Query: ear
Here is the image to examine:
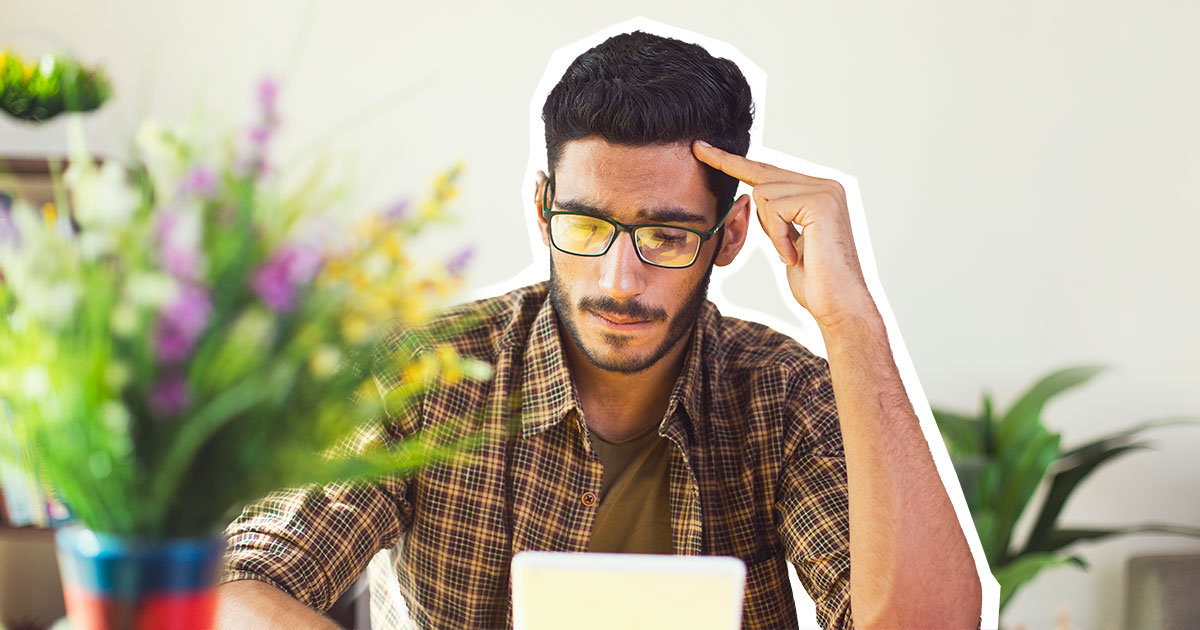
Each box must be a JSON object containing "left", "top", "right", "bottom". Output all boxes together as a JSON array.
[
  {"left": 534, "top": 170, "right": 551, "bottom": 247},
  {"left": 714, "top": 193, "right": 752, "bottom": 267}
]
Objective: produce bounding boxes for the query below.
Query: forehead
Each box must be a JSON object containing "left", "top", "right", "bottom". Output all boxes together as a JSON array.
[{"left": 554, "top": 137, "right": 716, "bottom": 220}]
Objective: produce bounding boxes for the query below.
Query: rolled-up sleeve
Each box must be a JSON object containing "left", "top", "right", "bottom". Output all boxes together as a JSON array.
[
  {"left": 775, "top": 357, "right": 854, "bottom": 630},
  {"left": 221, "top": 476, "right": 408, "bottom": 611}
]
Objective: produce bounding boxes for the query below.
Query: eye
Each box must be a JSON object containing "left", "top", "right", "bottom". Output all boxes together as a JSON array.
[{"left": 639, "top": 227, "right": 689, "bottom": 249}]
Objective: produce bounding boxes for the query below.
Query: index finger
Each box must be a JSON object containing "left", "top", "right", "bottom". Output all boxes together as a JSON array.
[{"left": 692, "top": 140, "right": 777, "bottom": 186}]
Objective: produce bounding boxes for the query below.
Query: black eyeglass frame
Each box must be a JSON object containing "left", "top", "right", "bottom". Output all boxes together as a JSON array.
[{"left": 540, "top": 177, "right": 735, "bottom": 269}]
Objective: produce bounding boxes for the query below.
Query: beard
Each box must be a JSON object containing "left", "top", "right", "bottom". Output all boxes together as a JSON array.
[{"left": 549, "top": 250, "right": 717, "bottom": 375}]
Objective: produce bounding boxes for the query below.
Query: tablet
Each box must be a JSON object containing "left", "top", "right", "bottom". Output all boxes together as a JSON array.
[{"left": 511, "top": 551, "right": 746, "bottom": 630}]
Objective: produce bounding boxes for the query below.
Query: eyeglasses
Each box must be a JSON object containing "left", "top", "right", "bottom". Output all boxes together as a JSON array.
[{"left": 540, "top": 177, "right": 734, "bottom": 269}]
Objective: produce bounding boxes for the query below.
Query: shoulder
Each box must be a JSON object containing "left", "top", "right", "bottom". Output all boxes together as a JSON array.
[
  {"left": 705, "top": 308, "right": 841, "bottom": 458},
  {"left": 710, "top": 311, "right": 829, "bottom": 387}
]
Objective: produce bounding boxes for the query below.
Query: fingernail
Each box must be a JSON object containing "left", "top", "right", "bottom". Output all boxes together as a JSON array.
[{"left": 697, "top": 140, "right": 712, "bottom": 148}]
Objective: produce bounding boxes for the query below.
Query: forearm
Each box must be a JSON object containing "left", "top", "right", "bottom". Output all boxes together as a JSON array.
[
  {"left": 821, "top": 309, "right": 980, "bottom": 629},
  {"left": 216, "top": 579, "right": 344, "bottom": 630}
]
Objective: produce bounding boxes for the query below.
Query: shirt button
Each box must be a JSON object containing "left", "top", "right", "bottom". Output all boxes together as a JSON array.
[{"left": 581, "top": 492, "right": 597, "bottom": 507}]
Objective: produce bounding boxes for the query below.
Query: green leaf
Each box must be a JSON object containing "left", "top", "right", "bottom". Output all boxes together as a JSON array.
[
  {"left": 993, "top": 552, "right": 1087, "bottom": 612},
  {"left": 996, "top": 365, "right": 1105, "bottom": 453},
  {"left": 143, "top": 364, "right": 298, "bottom": 534},
  {"left": 973, "top": 509, "right": 1001, "bottom": 567},
  {"left": 1022, "top": 442, "right": 1151, "bottom": 554},
  {"left": 981, "top": 392, "right": 995, "bottom": 455},
  {"left": 993, "top": 428, "right": 1060, "bottom": 563},
  {"left": 1022, "top": 417, "right": 1198, "bottom": 554},
  {"left": 1036, "top": 524, "right": 1200, "bottom": 554},
  {"left": 1057, "top": 417, "right": 1199, "bottom": 465},
  {"left": 932, "top": 407, "right": 985, "bottom": 456}
]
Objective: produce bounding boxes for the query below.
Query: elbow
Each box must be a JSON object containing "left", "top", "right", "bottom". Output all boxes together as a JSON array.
[{"left": 854, "top": 571, "right": 983, "bottom": 630}]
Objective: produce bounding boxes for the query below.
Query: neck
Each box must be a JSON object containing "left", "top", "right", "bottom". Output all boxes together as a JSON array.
[{"left": 560, "top": 328, "right": 692, "bottom": 442}]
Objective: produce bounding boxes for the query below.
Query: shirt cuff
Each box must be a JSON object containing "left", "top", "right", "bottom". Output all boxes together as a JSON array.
[{"left": 222, "top": 530, "right": 335, "bottom": 610}]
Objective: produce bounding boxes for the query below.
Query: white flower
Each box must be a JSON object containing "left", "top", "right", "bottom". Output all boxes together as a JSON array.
[
  {"left": 0, "top": 202, "right": 81, "bottom": 328},
  {"left": 309, "top": 344, "right": 342, "bottom": 378},
  {"left": 124, "top": 272, "right": 179, "bottom": 309},
  {"left": 68, "top": 160, "right": 139, "bottom": 230},
  {"left": 78, "top": 230, "right": 117, "bottom": 260}
]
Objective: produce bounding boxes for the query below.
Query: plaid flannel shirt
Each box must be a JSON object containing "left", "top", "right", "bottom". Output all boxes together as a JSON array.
[{"left": 222, "top": 281, "right": 853, "bottom": 629}]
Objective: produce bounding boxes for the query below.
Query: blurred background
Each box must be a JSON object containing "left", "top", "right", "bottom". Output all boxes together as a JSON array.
[{"left": 2, "top": 1, "right": 1198, "bottom": 628}]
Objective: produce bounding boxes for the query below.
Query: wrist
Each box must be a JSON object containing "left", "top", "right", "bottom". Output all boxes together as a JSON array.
[{"left": 818, "top": 300, "right": 886, "bottom": 346}]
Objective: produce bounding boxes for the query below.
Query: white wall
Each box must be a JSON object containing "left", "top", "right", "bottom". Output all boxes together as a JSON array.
[{"left": 4, "top": 1, "right": 1198, "bottom": 628}]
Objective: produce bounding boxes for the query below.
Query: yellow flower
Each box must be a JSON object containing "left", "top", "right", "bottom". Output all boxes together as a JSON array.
[
  {"left": 340, "top": 314, "right": 370, "bottom": 344},
  {"left": 436, "top": 344, "right": 462, "bottom": 385},
  {"left": 42, "top": 203, "right": 57, "bottom": 225},
  {"left": 355, "top": 380, "right": 379, "bottom": 404},
  {"left": 357, "top": 293, "right": 391, "bottom": 320},
  {"left": 401, "top": 351, "right": 440, "bottom": 386},
  {"left": 419, "top": 200, "right": 441, "bottom": 219},
  {"left": 354, "top": 215, "right": 384, "bottom": 240},
  {"left": 383, "top": 234, "right": 408, "bottom": 264}
]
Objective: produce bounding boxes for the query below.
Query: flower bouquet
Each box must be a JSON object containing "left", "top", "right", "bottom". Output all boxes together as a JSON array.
[{"left": 1, "top": 53, "right": 491, "bottom": 629}]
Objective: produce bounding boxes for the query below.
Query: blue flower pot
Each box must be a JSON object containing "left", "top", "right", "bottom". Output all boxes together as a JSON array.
[{"left": 54, "top": 526, "right": 225, "bottom": 630}]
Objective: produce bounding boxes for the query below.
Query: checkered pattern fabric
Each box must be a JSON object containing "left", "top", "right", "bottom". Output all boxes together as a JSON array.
[{"left": 222, "top": 281, "right": 853, "bottom": 629}]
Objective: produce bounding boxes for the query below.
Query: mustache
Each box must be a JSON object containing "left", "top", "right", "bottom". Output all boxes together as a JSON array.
[{"left": 578, "top": 295, "right": 667, "bottom": 322}]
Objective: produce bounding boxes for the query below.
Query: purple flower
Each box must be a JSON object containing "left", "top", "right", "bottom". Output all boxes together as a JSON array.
[
  {"left": 249, "top": 77, "right": 280, "bottom": 147},
  {"left": 257, "top": 77, "right": 279, "bottom": 113},
  {"left": 447, "top": 247, "right": 474, "bottom": 277},
  {"left": 154, "top": 284, "right": 212, "bottom": 363},
  {"left": 150, "top": 372, "right": 189, "bottom": 417},
  {"left": 250, "top": 246, "right": 322, "bottom": 312},
  {"left": 247, "top": 124, "right": 271, "bottom": 147},
  {"left": 0, "top": 206, "right": 17, "bottom": 247},
  {"left": 180, "top": 166, "right": 218, "bottom": 198},
  {"left": 385, "top": 199, "right": 410, "bottom": 221}
]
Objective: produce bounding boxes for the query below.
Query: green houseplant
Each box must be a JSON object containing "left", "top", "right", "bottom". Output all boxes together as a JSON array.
[
  {"left": 0, "top": 50, "right": 492, "bottom": 629},
  {"left": 932, "top": 365, "right": 1200, "bottom": 615}
]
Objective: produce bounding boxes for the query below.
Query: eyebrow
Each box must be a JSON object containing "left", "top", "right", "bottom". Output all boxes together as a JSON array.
[{"left": 552, "top": 198, "right": 708, "bottom": 226}]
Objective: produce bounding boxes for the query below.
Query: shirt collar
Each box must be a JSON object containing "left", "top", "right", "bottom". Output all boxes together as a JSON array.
[
  {"left": 664, "top": 299, "right": 719, "bottom": 432},
  {"left": 517, "top": 290, "right": 580, "bottom": 438}
]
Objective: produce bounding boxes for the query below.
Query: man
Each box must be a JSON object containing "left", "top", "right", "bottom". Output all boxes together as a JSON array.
[{"left": 217, "top": 31, "right": 982, "bottom": 629}]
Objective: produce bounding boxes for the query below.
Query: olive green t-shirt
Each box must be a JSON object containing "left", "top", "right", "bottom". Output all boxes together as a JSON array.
[{"left": 586, "top": 424, "right": 674, "bottom": 554}]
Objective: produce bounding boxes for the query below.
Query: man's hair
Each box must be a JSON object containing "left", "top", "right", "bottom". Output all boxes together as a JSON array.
[{"left": 542, "top": 31, "right": 754, "bottom": 216}]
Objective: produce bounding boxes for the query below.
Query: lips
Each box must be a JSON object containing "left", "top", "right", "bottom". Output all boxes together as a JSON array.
[
  {"left": 596, "top": 313, "right": 644, "bottom": 325},
  {"left": 589, "top": 311, "right": 653, "bottom": 329}
]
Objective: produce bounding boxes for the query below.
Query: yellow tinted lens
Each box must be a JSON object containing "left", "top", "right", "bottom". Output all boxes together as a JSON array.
[
  {"left": 551, "top": 214, "right": 614, "bottom": 255},
  {"left": 635, "top": 227, "right": 700, "bottom": 267}
]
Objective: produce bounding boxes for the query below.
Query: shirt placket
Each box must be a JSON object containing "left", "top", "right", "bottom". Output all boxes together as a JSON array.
[
  {"left": 661, "top": 416, "right": 703, "bottom": 556},
  {"left": 571, "top": 409, "right": 604, "bottom": 549}
]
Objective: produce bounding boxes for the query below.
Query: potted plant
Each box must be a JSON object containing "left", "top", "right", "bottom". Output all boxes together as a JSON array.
[
  {"left": 0, "top": 51, "right": 492, "bottom": 629},
  {"left": 932, "top": 365, "right": 1200, "bottom": 619}
]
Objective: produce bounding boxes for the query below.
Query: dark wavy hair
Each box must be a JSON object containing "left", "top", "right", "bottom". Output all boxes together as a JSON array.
[{"left": 542, "top": 31, "right": 755, "bottom": 215}]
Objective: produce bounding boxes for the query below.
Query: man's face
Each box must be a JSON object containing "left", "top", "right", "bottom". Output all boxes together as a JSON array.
[{"left": 537, "top": 138, "right": 743, "bottom": 374}]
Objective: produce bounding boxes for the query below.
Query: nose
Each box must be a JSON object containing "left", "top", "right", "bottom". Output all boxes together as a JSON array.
[{"left": 596, "top": 231, "right": 647, "bottom": 301}]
